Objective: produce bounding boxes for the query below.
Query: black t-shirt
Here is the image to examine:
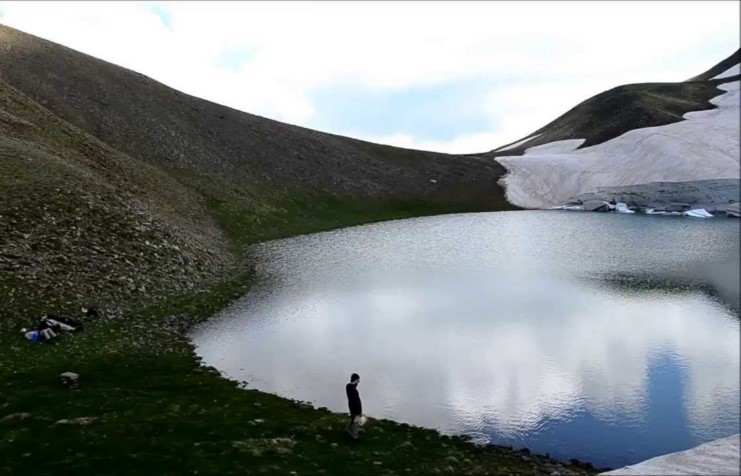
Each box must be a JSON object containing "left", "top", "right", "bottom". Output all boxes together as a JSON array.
[{"left": 346, "top": 382, "right": 362, "bottom": 415}]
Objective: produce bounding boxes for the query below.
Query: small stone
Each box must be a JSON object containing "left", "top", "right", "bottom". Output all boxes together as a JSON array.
[
  {"left": 54, "top": 416, "right": 97, "bottom": 425},
  {"left": 60, "top": 372, "right": 79, "bottom": 389},
  {"left": 1, "top": 413, "right": 31, "bottom": 422}
]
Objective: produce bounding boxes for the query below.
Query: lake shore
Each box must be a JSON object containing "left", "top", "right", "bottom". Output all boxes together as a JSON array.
[
  {"left": 193, "top": 210, "right": 740, "bottom": 471},
  {"left": 0, "top": 206, "right": 602, "bottom": 476}
]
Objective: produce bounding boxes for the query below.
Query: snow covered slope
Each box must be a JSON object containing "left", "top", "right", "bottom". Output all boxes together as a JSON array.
[
  {"left": 491, "top": 50, "right": 740, "bottom": 209},
  {"left": 601, "top": 434, "right": 740, "bottom": 476}
]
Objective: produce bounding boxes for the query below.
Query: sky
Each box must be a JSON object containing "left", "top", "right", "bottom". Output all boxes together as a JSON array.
[{"left": 0, "top": 1, "right": 738, "bottom": 154}]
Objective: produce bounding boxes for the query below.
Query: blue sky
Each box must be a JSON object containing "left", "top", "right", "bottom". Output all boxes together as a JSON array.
[
  {"left": 215, "top": 46, "right": 256, "bottom": 71},
  {"left": 146, "top": 3, "right": 172, "bottom": 30},
  {"left": 0, "top": 1, "right": 738, "bottom": 153},
  {"left": 309, "top": 78, "right": 497, "bottom": 142}
]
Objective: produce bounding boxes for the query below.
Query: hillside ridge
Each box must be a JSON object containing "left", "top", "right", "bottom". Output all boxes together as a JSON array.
[{"left": 490, "top": 49, "right": 740, "bottom": 156}]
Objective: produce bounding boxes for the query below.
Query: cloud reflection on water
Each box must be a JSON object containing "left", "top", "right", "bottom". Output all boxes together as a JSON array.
[{"left": 192, "top": 211, "right": 739, "bottom": 467}]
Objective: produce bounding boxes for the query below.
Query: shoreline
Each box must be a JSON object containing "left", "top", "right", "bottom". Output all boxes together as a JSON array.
[
  {"left": 4, "top": 207, "right": 735, "bottom": 474},
  {"left": 187, "top": 210, "right": 738, "bottom": 474},
  {"left": 1, "top": 207, "right": 603, "bottom": 476},
  {"left": 184, "top": 262, "right": 605, "bottom": 474}
]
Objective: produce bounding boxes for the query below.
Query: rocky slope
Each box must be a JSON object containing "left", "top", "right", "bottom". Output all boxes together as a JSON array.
[
  {"left": 567, "top": 179, "right": 739, "bottom": 213},
  {"left": 0, "top": 79, "right": 235, "bottom": 325},
  {"left": 489, "top": 50, "right": 740, "bottom": 210}
]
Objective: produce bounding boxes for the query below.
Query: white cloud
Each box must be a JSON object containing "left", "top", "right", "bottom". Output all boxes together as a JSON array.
[{"left": 0, "top": 1, "right": 738, "bottom": 153}]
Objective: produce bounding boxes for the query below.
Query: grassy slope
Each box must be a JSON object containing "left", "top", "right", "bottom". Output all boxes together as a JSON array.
[
  {"left": 0, "top": 273, "right": 599, "bottom": 476},
  {"left": 489, "top": 49, "right": 740, "bottom": 156},
  {"left": 0, "top": 25, "right": 599, "bottom": 476},
  {"left": 0, "top": 24, "right": 509, "bottom": 206}
]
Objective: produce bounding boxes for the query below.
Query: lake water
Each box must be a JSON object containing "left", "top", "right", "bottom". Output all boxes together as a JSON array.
[{"left": 191, "top": 211, "right": 740, "bottom": 468}]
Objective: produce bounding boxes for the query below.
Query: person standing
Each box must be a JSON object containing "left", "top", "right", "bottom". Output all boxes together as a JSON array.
[{"left": 345, "top": 373, "right": 362, "bottom": 440}]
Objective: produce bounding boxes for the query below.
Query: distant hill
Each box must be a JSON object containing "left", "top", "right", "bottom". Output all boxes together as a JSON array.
[{"left": 489, "top": 49, "right": 740, "bottom": 209}]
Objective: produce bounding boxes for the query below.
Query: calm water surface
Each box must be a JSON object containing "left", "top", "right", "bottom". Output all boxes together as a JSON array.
[{"left": 192, "top": 211, "right": 740, "bottom": 468}]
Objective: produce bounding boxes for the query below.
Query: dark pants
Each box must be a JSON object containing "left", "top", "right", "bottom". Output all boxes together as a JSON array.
[{"left": 346, "top": 414, "right": 361, "bottom": 439}]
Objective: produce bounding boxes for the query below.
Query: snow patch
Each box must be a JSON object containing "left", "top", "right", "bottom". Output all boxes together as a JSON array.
[
  {"left": 496, "top": 133, "right": 542, "bottom": 152},
  {"left": 601, "top": 434, "right": 740, "bottom": 475},
  {"left": 551, "top": 204, "right": 583, "bottom": 211},
  {"left": 615, "top": 203, "right": 634, "bottom": 214},
  {"left": 713, "top": 64, "right": 740, "bottom": 80},
  {"left": 518, "top": 138, "right": 586, "bottom": 156},
  {"left": 496, "top": 81, "right": 740, "bottom": 209},
  {"left": 684, "top": 209, "right": 714, "bottom": 218},
  {"left": 645, "top": 209, "right": 681, "bottom": 216}
]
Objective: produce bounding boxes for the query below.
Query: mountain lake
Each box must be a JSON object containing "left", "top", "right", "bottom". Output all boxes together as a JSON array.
[{"left": 191, "top": 211, "right": 740, "bottom": 468}]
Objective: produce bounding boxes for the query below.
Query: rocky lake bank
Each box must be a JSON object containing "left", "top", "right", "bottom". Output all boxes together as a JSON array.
[{"left": 554, "top": 179, "right": 740, "bottom": 216}]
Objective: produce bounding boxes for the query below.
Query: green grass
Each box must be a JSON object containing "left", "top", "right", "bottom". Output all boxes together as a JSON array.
[
  {"left": 210, "top": 193, "right": 505, "bottom": 248},
  {"left": 169, "top": 166, "right": 513, "bottom": 250},
  {"left": 0, "top": 259, "right": 599, "bottom": 476}
]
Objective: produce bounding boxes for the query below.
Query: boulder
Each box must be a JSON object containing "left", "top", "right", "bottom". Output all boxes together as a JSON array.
[
  {"left": 60, "top": 372, "right": 79, "bottom": 389},
  {"left": 666, "top": 202, "right": 691, "bottom": 212},
  {"left": 726, "top": 202, "right": 740, "bottom": 217},
  {"left": 583, "top": 200, "right": 610, "bottom": 212}
]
